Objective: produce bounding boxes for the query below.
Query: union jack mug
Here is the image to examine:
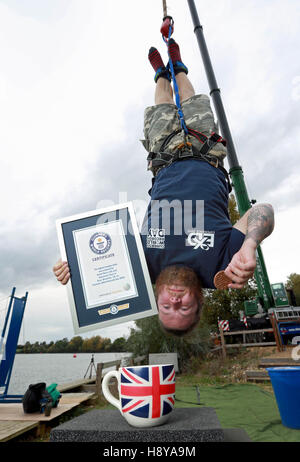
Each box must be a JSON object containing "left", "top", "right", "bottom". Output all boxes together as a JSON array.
[{"left": 102, "top": 364, "right": 176, "bottom": 428}]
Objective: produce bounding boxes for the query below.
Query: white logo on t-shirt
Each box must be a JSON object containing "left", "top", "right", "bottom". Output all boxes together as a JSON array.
[
  {"left": 186, "top": 231, "right": 215, "bottom": 250},
  {"left": 146, "top": 228, "right": 165, "bottom": 249}
]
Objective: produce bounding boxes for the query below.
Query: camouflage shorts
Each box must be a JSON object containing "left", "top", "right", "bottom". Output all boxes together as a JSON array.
[{"left": 141, "top": 94, "right": 227, "bottom": 175}]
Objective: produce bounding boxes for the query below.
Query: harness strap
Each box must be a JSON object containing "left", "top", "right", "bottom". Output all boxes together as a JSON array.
[
  {"left": 147, "top": 148, "right": 221, "bottom": 167},
  {"left": 159, "top": 127, "right": 226, "bottom": 152},
  {"left": 147, "top": 149, "right": 232, "bottom": 193},
  {"left": 189, "top": 130, "right": 226, "bottom": 156},
  {"left": 147, "top": 129, "right": 231, "bottom": 192}
]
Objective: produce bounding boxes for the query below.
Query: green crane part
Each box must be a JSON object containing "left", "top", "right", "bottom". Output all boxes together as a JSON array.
[{"left": 188, "top": 0, "right": 275, "bottom": 310}]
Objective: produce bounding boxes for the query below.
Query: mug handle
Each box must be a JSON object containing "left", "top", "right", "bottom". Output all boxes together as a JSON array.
[{"left": 102, "top": 370, "right": 120, "bottom": 410}]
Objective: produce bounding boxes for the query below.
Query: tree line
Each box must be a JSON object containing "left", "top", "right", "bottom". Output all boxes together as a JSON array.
[{"left": 17, "top": 335, "right": 127, "bottom": 354}]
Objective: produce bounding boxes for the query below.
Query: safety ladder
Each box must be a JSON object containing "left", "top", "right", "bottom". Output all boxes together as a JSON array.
[{"left": 0, "top": 287, "right": 28, "bottom": 403}]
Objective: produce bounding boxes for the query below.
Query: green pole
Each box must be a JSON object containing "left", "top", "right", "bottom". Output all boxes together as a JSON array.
[
  {"left": 187, "top": 0, "right": 274, "bottom": 309},
  {"left": 230, "top": 166, "right": 274, "bottom": 309},
  {"left": 229, "top": 166, "right": 251, "bottom": 214}
]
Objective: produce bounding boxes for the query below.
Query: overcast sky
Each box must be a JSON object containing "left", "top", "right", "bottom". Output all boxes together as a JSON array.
[{"left": 0, "top": 0, "right": 299, "bottom": 344}]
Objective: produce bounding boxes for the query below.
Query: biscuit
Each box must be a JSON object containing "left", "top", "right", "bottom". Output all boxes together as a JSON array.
[{"left": 213, "top": 270, "right": 232, "bottom": 290}]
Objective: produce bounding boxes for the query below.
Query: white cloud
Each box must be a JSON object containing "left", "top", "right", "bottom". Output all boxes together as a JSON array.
[{"left": 262, "top": 203, "right": 300, "bottom": 284}]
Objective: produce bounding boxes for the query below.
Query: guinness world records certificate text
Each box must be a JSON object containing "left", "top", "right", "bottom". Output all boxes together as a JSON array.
[{"left": 73, "top": 220, "right": 138, "bottom": 308}]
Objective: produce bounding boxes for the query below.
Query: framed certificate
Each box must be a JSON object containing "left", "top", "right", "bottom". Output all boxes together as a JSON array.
[{"left": 56, "top": 202, "right": 157, "bottom": 334}]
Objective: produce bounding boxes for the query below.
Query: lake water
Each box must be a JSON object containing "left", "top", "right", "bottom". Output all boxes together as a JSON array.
[{"left": 6, "top": 352, "right": 132, "bottom": 395}]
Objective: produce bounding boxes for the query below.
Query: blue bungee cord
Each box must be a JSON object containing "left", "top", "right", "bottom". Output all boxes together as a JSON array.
[{"left": 163, "top": 25, "right": 189, "bottom": 136}]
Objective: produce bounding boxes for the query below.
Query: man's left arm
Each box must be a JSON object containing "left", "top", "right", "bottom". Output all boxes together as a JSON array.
[{"left": 224, "top": 203, "right": 275, "bottom": 289}]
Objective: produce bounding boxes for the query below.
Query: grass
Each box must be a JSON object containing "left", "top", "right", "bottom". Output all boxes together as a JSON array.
[{"left": 176, "top": 345, "right": 276, "bottom": 393}]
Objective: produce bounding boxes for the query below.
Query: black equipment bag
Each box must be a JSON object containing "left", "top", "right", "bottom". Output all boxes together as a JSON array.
[{"left": 22, "top": 382, "right": 48, "bottom": 413}]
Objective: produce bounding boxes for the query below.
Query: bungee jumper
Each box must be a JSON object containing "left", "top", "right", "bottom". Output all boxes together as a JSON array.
[{"left": 53, "top": 3, "right": 275, "bottom": 336}]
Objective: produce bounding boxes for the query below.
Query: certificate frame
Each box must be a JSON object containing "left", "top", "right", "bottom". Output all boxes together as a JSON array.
[{"left": 56, "top": 202, "right": 157, "bottom": 334}]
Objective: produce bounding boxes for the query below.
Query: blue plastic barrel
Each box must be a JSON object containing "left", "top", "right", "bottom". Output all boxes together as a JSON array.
[{"left": 267, "top": 367, "right": 300, "bottom": 429}]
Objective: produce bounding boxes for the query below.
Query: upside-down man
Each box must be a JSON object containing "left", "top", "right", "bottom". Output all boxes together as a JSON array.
[{"left": 53, "top": 39, "right": 274, "bottom": 336}]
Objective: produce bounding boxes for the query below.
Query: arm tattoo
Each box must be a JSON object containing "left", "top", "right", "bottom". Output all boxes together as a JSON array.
[{"left": 245, "top": 204, "right": 274, "bottom": 246}]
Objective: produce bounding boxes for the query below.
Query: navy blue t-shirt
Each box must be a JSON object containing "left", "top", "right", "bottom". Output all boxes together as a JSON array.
[{"left": 140, "top": 159, "right": 245, "bottom": 288}]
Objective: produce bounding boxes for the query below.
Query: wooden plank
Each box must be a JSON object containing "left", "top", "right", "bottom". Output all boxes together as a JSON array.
[
  {"left": 225, "top": 342, "right": 276, "bottom": 348},
  {"left": 0, "top": 420, "right": 38, "bottom": 442},
  {"left": 219, "top": 328, "right": 226, "bottom": 359},
  {"left": 101, "top": 360, "right": 121, "bottom": 369},
  {"left": 270, "top": 314, "right": 283, "bottom": 352},
  {"left": 223, "top": 328, "right": 274, "bottom": 336},
  {"left": 57, "top": 377, "right": 95, "bottom": 393},
  {"left": 96, "top": 363, "right": 103, "bottom": 397},
  {"left": 246, "top": 370, "right": 269, "bottom": 378},
  {"left": 246, "top": 370, "right": 271, "bottom": 382},
  {"left": 259, "top": 358, "right": 300, "bottom": 368},
  {"left": 60, "top": 392, "right": 95, "bottom": 405},
  {"left": 0, "top": 403, "right": 74, "bottom": 421}
]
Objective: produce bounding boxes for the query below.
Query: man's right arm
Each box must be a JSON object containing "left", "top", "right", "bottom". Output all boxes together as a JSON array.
[
  {"left": 224, "top": 203, "right": 274, "bottom": 289},
  {"left": 53, "top": 259, "right": 70, "bottom": 285},
  {"left": 233, "top": 203, "right": 275, "bottom": 244}
]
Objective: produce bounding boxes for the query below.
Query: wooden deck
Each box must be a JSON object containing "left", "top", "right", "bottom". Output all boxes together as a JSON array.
[
  {"left": 0, "top": 420, "right": 39, "bottom": 442},
  {"left": 0, "top": 390, "right": 95, "bottom": 442},
  {"left": 0, "top": 356, "right": 135, "bottom": 442}
]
